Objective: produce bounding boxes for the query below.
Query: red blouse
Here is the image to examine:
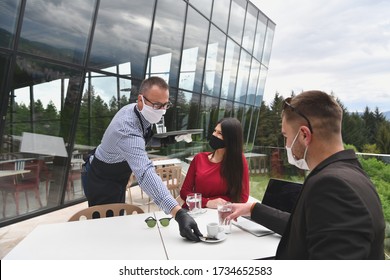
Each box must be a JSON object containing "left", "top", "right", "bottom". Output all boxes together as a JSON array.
[{"left": 180, "top": 152, "right": 250, "bottom": 208}]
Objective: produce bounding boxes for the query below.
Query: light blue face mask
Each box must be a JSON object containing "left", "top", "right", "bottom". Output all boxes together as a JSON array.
[{"left": 285, "top": 130, "right": 309, "bottom": 170}]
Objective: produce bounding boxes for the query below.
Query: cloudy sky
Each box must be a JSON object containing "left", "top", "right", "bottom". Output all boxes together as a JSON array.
[{"left": 251, "top": 0, "right": 390, "bottom": 113}]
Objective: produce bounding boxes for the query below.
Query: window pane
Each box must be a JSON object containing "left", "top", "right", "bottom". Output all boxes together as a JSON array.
[
  {"left": 0, "top": 54, "right": 9, "bottom": 104},
  {"left": 218, "top": 99, "right": 233, "bottom": 120},
  {"left": 0, "top": 0, "right": 21, "bottom": 48},
  {"left": 235, "top": 49, "right": 251, "bottom": 103},
  {"left": 89, "top": 0, "right": 155, "bottom": 79},
  {"left": 221, "top": 39, "right": 239, "bottom": 100},
  {"left": 242, "top": 3, "right": 258, "bottom": 54},
  {"left": 255, "top": 66, "right": 267, "bottom": 106},
  {"left": 189, "top": 0, "right": 212, "bottom": 19},
  {"left": 200, "top": 95, "right": 219, "bottom": 139},
  {"left": 253, "top": 13, "right": 267, "bottom": 61},
  {"left": 149, "top": 0, "right": 186, "bottom": 87},
  {"left": 228, "top": 0, "right": 246, "bottom": 44},
  {"left": 262, "top": 22, "right": 276, "bottom": 67},
  {"left": 176, "top": 91, "right": 200, "bottom": 130},
  {"left": 246, "top": 58, "right": 260, "bottom": 105},
  {"left": 77, "top": 72, "right": 120, "bottom": 149},
  {"left": 233, "top": 102, "right": 244, "bottom": 123},
  {"left": 19, "top": 0, "right": 96, "bottom": 64},
  {"left": 243, "top": 105, "right": 253, "bottom": 146},
  {"left": 211, "top": 0, "right": 230, "bottom": 32},
  {"left": 203, "top": 25, "right": 226, "bottom": 97},
  {"left": 146, "top": 53, "right": 171, "bottom": 83},
  {"left": 1, "top": 56, "right": 84, "bottom": 220},
  {"left": 248, "top": 107, "right": 260, "bottom": 147},
  {"left": 179, "top": 7, "right": 209, "bottom": 93}
]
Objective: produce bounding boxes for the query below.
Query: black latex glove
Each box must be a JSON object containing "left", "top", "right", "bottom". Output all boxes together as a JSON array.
[{"left": 175, "top": 209, "right": 203, "bottom": 242}]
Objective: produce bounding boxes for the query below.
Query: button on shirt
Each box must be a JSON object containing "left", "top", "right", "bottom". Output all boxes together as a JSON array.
[{"left": 94, "top": 103, "right": 178, "bottom": 214}]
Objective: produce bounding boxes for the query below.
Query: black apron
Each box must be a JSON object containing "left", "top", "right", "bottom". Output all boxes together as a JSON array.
[{"left": 83, "top": 107, "right": 153, "bottom": 206}]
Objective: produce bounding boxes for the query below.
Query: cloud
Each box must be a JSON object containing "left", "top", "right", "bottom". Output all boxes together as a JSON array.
[{"left": 251, "top": 0, "right": 390, "bottom": 112}]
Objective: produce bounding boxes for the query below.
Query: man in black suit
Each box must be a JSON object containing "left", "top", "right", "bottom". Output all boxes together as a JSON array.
[{"left": 228, "top": 90, "right": 385, "bottom": 259}]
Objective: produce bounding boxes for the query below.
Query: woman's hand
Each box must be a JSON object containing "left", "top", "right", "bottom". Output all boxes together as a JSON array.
[{"left": 206, "top": 198, "right": 227, "bottom": 208}]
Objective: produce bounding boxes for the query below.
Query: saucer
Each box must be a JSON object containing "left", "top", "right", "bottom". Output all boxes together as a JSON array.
[
  {"left": 200, "top": 232, "right": 227, "bottom": 243},
  {"left": 188, "top": 208, "right": 207, "bottom": 217}
]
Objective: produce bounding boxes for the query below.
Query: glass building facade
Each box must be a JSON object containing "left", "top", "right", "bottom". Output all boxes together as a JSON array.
[{"left": 0, "top": 0, "right": 275, "bottom": 226}]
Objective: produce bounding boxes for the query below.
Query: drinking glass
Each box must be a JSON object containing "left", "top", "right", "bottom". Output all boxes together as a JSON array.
[
  {"left": 186, "top": 193, "right": 202, "bottom": 216},
  {"left": 217, "top": 202, "right": 232, "bottom": 233}
]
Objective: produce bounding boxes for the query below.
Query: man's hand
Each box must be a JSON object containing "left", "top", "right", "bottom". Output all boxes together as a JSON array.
[
  {"left": 175, "top": 209, "right": 203, "bottom": 241},
  {"left": 226, "top": 202, "right": 254, "bottom": 222}
]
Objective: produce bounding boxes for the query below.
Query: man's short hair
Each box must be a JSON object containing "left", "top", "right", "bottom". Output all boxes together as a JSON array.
[
  {"left": 283, "top": 90, "right": 343, "bottom": 136},
  {"left": 139, "top": 76, "right": 169, "bottom": 95}
]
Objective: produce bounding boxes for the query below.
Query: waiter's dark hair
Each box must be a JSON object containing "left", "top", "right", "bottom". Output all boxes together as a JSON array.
[{"left": 139, "top": 76, "right": 169, "bottom": 95}]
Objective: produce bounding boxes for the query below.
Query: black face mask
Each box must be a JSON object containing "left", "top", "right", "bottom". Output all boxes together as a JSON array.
[{"left": 209, "top": 135, "right": 225, "bottom": 150}]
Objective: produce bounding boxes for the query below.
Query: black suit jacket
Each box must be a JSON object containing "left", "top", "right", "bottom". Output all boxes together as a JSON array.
[{"left": 251, "top": 150, "right": 385, "bottom": 259}]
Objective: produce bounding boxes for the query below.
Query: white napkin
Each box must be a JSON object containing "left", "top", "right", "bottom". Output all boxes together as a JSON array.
[{"left": 175, "top": 134, "right": 192, "bottom": 143}]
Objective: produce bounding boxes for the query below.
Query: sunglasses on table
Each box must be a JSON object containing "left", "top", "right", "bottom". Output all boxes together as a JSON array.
[
  {"left": 283, "top": 97, "right": 313, "bottom": 133},
  {"left": 145, "top": 216, "right": 173, "bottom": 228}
]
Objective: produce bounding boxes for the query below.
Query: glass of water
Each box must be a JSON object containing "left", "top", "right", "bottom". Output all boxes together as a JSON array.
[{"left": 186, "top": 193, "right": 202, "bottom": 216}]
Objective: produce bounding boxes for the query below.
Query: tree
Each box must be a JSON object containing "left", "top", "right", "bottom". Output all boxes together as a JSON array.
[
  {"left": 376, "top": 122, "right": 390, "bottom": 154},
  {"left": 342, "top": 112, "right": 367, "bottom": 151},
  {"left": 362, "top": 106, "right": 377, "bottom": 144}
]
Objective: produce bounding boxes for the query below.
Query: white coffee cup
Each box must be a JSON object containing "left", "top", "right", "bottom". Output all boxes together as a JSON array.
[{"left": 207, "top": 222, "right": 223, "bottom": 238}]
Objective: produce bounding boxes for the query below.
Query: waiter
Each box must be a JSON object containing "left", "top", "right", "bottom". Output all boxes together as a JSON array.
[{"left": 83, "top": 76, "right": 202, "bottom": 241}]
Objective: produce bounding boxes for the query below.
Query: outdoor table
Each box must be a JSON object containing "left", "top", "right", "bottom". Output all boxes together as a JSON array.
[{"left": 3, "top": 208, "right": 280, "bottom": 260}]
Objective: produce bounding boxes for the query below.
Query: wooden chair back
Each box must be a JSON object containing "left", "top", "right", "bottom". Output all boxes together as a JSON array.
[
  {"left": 155, "top": 165, "right": 183, "bottom": 198},
  {"left": 68, "top": 203, "right": 144, "bottom": 221}
]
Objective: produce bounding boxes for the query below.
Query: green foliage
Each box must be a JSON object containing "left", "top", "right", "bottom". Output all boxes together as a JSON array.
[
  {"left": 362, "top": 143, "right": 380, "bottom": 153},
  {"left": 256, "top": 92, "right": 390, "bottom": 154},
  {"left": 359, "top": 157, "right": 390, "bottom": 222},
  {"left": 376, "top": 122, "right": 390, "bottom": 154},
  {"left": 344, "top": 143, "right": 357, "bottom": 152}
]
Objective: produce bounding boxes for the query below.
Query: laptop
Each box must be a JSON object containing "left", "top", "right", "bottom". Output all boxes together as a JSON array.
[
  {"left": 232, "top": 216, "right": 274, "bottom": 237},
  {"left": 233, "top": 179, "right": 303, "bottom": 237},
  {"left": 261, "top": 178, "right": 303, "bottom": 213}
]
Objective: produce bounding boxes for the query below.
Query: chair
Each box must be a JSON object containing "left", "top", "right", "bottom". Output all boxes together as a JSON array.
[
  {"left": 68, "top": 203, "right": 144, "bottom": 221},
  {"left": 126, "top": 157, "right": 169, "bottom": 204},
  {"left": 155, "top": 165, "right": 184, "bottom": 198},
  {"left": 67, "top": 164, "right": 82, "bottom": 199},
  {"left": 0, "top": 159, "right": 43, "bottom": 216}
]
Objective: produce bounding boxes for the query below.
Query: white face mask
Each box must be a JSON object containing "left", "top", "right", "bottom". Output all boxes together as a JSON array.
[
  {"left": 286, "top": 130, "right": 310, "bottom": 170},
  {"left": 140, "top": 96, "right": 166, "bottom": 124}
]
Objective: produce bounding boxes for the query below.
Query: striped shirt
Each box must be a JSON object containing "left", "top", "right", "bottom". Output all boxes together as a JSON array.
[{"left": 94, "top": 103, "right": 178, "bottom": 214}]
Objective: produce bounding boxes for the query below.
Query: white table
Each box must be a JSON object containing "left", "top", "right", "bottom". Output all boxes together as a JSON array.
[
  {"left": 0, "top": 158, "right": 36, "bottom": 165},
  {"left": 4, "top": 208, "right": 280, "bottom": 260},
  {"left": 3, "top": 212, "right": 167, "bottom": 260},
  {"left": 155, "top": 209, "right": 280, "bottom": 260},
  {"left": 0, "top": 169, "right": 31, "bottom": 178}
]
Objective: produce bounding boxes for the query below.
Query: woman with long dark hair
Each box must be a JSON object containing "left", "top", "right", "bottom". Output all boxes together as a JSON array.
[{"left": 180, "top": 118, "right": 249, "bottom": 208}]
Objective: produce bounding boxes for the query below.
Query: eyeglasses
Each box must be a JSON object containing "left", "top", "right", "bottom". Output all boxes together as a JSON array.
[
  {"left": 144, "top": 216, "right": 172, "bottom": 228},
  {"left": 142, "top": 95, "right": 172, "bottom": 110},
  {"left": 283, "top": 97, "right": 313, "bottom": 133}
]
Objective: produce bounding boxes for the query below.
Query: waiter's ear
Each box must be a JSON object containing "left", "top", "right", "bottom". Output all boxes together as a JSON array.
[{"left": 137, "top": 94, "right": 143, "bottom": 110}]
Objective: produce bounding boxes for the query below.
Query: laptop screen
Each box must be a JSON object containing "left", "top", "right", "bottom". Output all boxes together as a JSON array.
[{"left": 261, "top": 178, "right": 303, "bottom": 213}]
